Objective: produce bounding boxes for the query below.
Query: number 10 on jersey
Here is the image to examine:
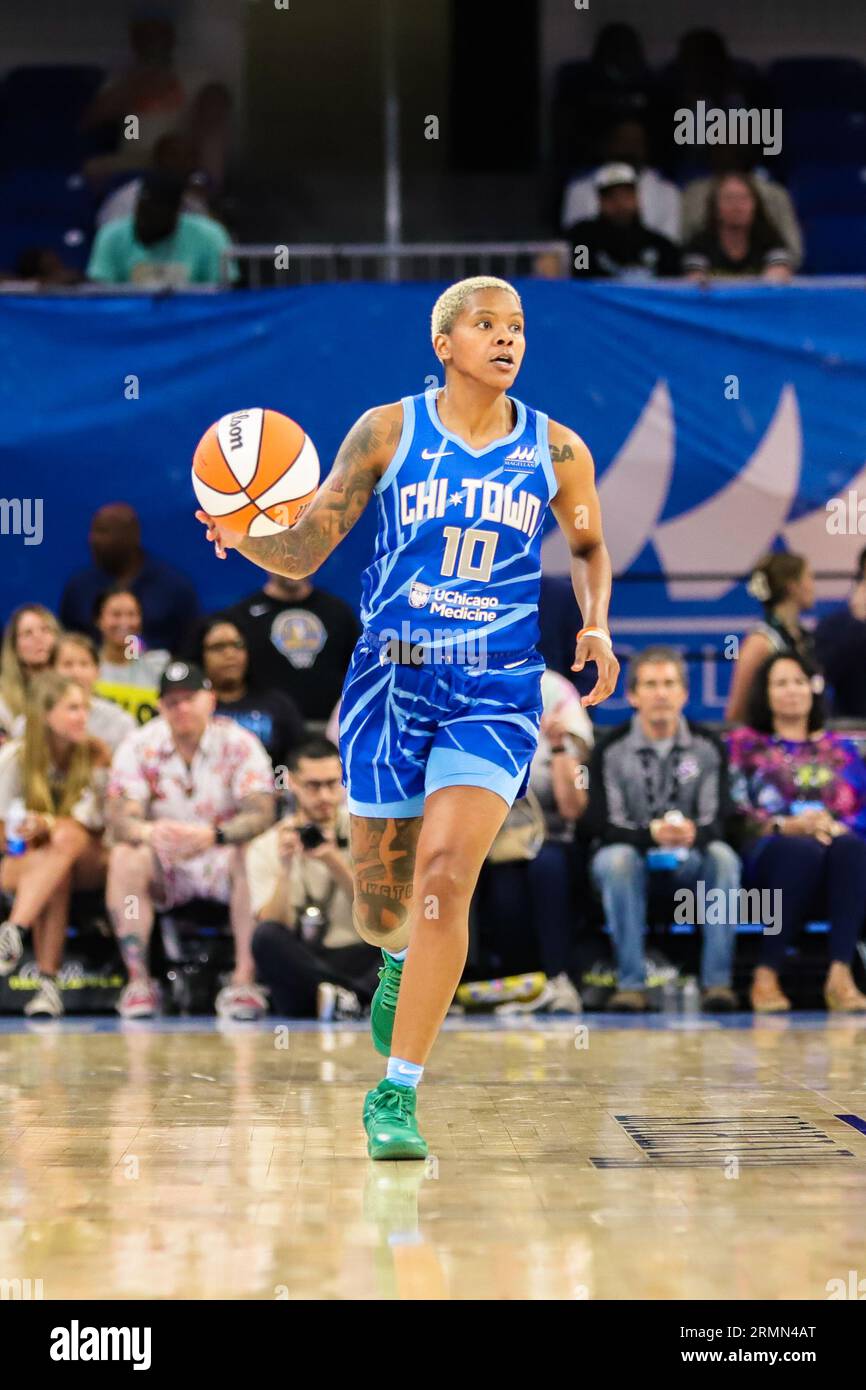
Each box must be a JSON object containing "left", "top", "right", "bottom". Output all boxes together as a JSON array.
[{"left": 440, "top": 525, "right": 498, "bottom": 582}]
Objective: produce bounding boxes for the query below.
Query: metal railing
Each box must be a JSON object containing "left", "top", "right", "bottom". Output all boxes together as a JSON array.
[{"left": 221, "top": 241, "right": 570, "bottom": 288}]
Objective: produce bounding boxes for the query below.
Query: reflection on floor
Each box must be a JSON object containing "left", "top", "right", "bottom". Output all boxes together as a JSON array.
[{"left": 1, "top": 1012, "right": 866, "bottom": 1299}]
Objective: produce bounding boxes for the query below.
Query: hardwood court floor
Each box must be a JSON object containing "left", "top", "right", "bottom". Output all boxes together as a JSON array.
[{"left": 2, "top": 1013, "right": 866, "bottom": 1300}]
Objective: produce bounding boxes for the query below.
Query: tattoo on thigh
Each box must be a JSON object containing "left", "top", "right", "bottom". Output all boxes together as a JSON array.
[{"left": 351, "top": 816, "right": 419, "bottom": 932}]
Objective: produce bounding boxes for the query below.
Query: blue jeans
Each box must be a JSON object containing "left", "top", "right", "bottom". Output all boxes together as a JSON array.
[{"left": 590, "top": 841, "right": 740, "bottom": 990}]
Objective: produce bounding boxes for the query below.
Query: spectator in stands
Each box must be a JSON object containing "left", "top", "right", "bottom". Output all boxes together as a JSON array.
[
  {"left": 658, "top": 29, "right": 766, "bottom": 170},
  {"left": 584, "top": 647, "right": 740, "bottom": 1012},
  {"left": 249, "top": 737, "right": 379, "bottom": 1018},
  {"left": 725, "top": 552, "right": 817, "bottom": 724},
  {"left": 683, "top": 174, "right": 794, "bottom": 282},
  {"left": 13, "top": 248, "right": 82, "bottom": 287},
  {"left": 567, "top": 164, "right": 681, "bottom": 280},
  {"left": 93, "top": 587, "right": 169, "bottom": 727},
  {"left": 221, "top": 575, "right": 361, "bottom": 728},
  {"left": 475, "top": 670, "right": 590, "bottom": 1013},
  {"left": 54, "top": 633, "right": 136, "bottom": 752},
  {"left": 557, "top": 24, "right": 654, "bottom": 173},
  {"left": 86, "top": 171, "right": 236, "bottom": 288},
  {"left": 106, "top": 660, "right": 276, "bottom": 1021},
  {"left": 0, "top": 605, "right": 61, "bottom": 737},
  {"left": 561, "top": 120, "right": 681, "bottom": 244},
  {"left": 60, "top": 501, "right": 199, "bottom": 653},
  {"left": 0, "top": 673, "right": 110, "bottom": 1017},
  {"left": 681, "top": 149, "right": 803, "bottom": 270},
  {"left": 814, "top": 547, "right": 866, "bottom": 718},
  {"left": 81, "top": 15, "right": 186, "bottom": 186},
  {"left": 196, "top": 616, "right": 305, "bottom": 771},
  {"left": 728, "top": 652, "right": 866, "bottom": 1013},
  {"left": 96, "top": 132, "right": 211, "bottom": 227}
]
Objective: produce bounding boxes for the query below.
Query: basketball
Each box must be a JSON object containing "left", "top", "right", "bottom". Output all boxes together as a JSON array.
[{"left": 192, "top": 407, "right": 320, "bottom": 536}]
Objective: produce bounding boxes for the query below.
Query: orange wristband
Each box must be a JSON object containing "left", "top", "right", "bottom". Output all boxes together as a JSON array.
[{"left": 577, "top": 626, "right": 612, "bottom": 647}]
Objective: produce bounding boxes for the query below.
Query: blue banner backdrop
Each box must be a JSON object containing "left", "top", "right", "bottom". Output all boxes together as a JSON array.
[{"left": 2, "top": 282, "right": 866, "bottom": 721}]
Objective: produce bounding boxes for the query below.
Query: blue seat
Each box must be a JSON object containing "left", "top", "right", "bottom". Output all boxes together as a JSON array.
[
  {"left": 788, "top": 163, "right": 866, "bottom": 215},
  {"left": 769, "top": 57, "right": 866, "bottom": 111},
  {"left": 0, "top": 64, "right": 104, "bottom": 118},
  {"left": 0, "top": 216, "right": 92, "bottom": 275},
  {"left": 0, "top": 167, "right": 95, "bottom": 221},
  {"left": 801, "top": 213, "right": 866, "bottom": 273},
  {"left": 783, "top": 110, "right": 866, "bottom": 166}
]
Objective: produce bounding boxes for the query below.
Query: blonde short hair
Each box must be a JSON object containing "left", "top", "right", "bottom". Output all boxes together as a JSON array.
[{"left": 430, "top": 276, "right": 522, "bottom": 343}]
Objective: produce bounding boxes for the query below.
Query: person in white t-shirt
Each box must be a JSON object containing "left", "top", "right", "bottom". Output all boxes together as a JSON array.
[{"left": 561, "top": 119, "right": 682, "bottom": 243}]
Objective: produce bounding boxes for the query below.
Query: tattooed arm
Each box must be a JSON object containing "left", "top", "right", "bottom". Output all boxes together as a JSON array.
[
  {"left": 196, "top": 401, "right": 403, "bottom": 578},
  {"left": 548, "top": 421, "right": 620, "bottom": 707},
  {"left": 108, "top": 796, "right": 153, "bottom": 845}
]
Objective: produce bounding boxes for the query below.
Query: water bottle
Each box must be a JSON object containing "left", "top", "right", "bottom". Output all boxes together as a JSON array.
[{"left": 4, "top": 798, "right": 27, "bottom": 856}]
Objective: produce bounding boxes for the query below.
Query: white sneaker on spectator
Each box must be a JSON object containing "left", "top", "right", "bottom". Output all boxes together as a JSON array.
[
  {"left": 216, "top": 983, "right": 268, "bottom": 1021},
  {"left": 0, "top": 922, "right": 24, "bottom": 977},
  {"left": 496, "top": 972, "right": 583, "bottom": 1015},
  {"left": 317, "top": 982, "right": 362, "bottom": 1021},
  {"left": 117, "top": 978, "right": 160, "bottom": 1019},
  {"left": 24, "top": 976, "right": 63, "bottom": 1018}
]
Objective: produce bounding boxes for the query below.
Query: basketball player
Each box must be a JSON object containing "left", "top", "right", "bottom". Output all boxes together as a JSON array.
[{"left": 197, "top": 277, "right": 619, "bottom": 1159}]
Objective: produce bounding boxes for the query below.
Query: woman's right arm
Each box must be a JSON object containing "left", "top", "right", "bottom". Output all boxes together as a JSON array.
[{"left": 196, "top": 401, "right": 404, "bottom": 579}]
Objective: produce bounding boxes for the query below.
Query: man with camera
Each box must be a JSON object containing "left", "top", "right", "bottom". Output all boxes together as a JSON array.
[{"left": 248, "top": 736, "right": 380, "bottom": 1018}]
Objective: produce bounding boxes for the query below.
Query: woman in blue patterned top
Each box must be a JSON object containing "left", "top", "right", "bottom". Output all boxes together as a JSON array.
[{"left": 727, "top": 652, "right": 866, "bottom": 1014}]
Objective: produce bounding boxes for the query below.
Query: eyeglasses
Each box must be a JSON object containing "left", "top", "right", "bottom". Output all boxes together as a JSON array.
[{"left": 204, "top": 640, "right": 246, "bottom": 653}]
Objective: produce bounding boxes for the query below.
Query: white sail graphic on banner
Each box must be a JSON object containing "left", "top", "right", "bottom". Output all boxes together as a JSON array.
[
  {"left": 540, "top": 378, "right": 675, "bottom": 576},
  {"left": 654, "top": 384, "right": 802, "bottom": 600},
  {"left": 783, "top": 460, "right": 866, "bottom": 599}
]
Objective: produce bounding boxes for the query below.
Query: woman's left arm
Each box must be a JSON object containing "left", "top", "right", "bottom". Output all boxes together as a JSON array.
[{"left": 548, "top": 422, "right": 620, "bottom": 707}]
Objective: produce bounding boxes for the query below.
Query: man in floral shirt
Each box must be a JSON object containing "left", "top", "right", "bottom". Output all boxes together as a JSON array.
[{"left": 106, "top": 660, "right": 276, "bottom": 1019}]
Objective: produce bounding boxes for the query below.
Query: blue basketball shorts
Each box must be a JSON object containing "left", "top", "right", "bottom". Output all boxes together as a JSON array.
[{"left": 338, "top": 634, "right": 545, "bottom": 817}]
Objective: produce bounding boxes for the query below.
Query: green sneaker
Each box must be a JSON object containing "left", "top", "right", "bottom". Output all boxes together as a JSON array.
[
  {"left": 363, "top": 1079, "right": 428, "bottom": 1161},
  {"left": 370, "top": 950, "right": 404, "bottom": 1057}
]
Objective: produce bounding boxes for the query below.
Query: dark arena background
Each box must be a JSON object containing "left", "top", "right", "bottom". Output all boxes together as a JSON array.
[{"left": 2, "top": 0, "right": 866, "bottom": 1350}]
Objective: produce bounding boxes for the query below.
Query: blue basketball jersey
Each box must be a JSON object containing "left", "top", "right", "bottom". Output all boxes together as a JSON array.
[{"left": 360, "top": 388, "right": 558, "bottom": 655}]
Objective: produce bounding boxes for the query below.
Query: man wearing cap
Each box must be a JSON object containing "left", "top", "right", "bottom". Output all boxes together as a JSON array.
[
  {"left": 567, "top": 163, "right": 681, "bottom": 280},
  {"left": 86, "top": 171, "right": 237, "bottom": 287},
  {"left": 106, "top": 660, "right": 276, "bottom": 1019}
]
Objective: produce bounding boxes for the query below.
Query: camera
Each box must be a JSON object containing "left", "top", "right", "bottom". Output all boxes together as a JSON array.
[{"left": 298, "top": 822, "right": 326, "bottom": 850}]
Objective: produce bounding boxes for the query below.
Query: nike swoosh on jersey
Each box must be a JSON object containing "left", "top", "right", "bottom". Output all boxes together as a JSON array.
[
  {"left": 503, "top": 657, "right": 531, "bottom": 669},
  {"left": 420, "top": 447, "right": 453, "bottom": 459}
]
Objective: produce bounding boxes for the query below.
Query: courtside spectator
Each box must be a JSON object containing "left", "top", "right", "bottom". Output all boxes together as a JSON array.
[
  {"left": 106, "top": 660, "right": 276, "bottom": 1021},
  {"left": 681, "top": 150, "right": 803, "bottom": 269},
  {"left": 568, "top": 164, "right": 680, "bottom": 280},
  {"left": 222, "top": 575, "right": 360, "bottom": 727},
  {"left": 561, "top": 120, "right": 681, "bottom": 243},
  {"left": 86, "top": 171, "right": 236, "bottom": 288},
  {"left": 0, "top": 674, "right": 110, "bottom": 1016},
  {"left": 249, "top": 738, "right": 379, "bottom": 1018},
  {"left": 658, "top": 29, "right": 766, "bottom": 170},
  {"left": 476, "top": 670, "right": 590, "bottom": 1013},
  {"left": 728, "top": 653, "right": 866, "bottom": 1013},
  {"left": 683, "top": 174, "right": 793, "bottom": 282},
  {"left": 584, "top": 647, "right": 740, "bottom": 1012},
  {"left": 725, "top": 552, "right": 817, "bottom": 723},
  {"left": 13, "top": 248, "right": 82, "bottom": 286},
  {"left": 96, "top": 132, "right": 211, "bottom": 227},
  {"left": 0, "top": 605, "right": 61, "bottom": 737},
  {"left": 197, "top": 616, "right": 305, "bottom": 770},
  {"left": 814, "top": 547, "right": 866, "bottom": 718},
  {"left": 94, "top": 587, "right": 169, "bottom": 727},
  {"left": 54, "top": 633, "right": 137, "bottom": 752},
  {"left": 182, "top": 82, "right": 234, "bottom": 196},
  {"left": 60, "top": 502, "right": 199, "bottom": 653}
]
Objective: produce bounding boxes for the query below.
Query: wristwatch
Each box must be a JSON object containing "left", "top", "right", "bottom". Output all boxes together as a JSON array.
[{"left": 214, "top": 824, "right": 227, "bottom": 846}]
